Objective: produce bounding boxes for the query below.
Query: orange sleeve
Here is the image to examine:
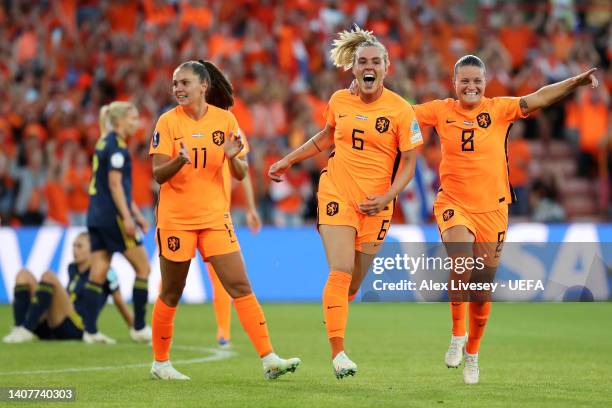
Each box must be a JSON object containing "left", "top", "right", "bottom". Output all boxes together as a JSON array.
[
  {"left": 149, "top": 114, "right": 173, "bottom": 156},
  {"left": 323, "top": 94, "right": 336, "bottom": 128},
  {"left": 397, "top": 104, "right": 424, "bottom": 152},
  {"left": 494, "top": 97, "right": 529, "bottom": 122},
  {"left": 413, "top": 100, "right": 441, "bottom": 127}
]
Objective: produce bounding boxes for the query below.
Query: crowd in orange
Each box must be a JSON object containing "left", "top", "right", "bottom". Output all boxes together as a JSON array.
[{"left": 0, "top": 0, "right": 610, "bottom": 226}]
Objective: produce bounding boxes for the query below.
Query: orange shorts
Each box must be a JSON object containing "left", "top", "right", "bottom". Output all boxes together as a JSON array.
[
  {"left": 434, "top": 198, "right": 508, "bottom": 265},
  {"left": 317, "top": 170, "right": 393, "bottom": 252},
  {"left": 156, "top": 221, "right": 240, "bottom": 262}
]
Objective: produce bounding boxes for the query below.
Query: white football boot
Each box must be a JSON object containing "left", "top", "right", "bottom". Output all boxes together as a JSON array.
[
  {"left": 82, "top": 331, "right": 117, "bottom": 344},
  {"left": 445, "top": 334, "right": 467, "bottom": 368},
  {"left": 262, "top": 353, "right": 301, "bottom": 380},
  {"left": 2, "top": 326, "right": 35, "bottom": 343},
  {"left": 150, "top": 361, "right": 191, "bottom": 380},
  {"left": 332, "top": 351, "right": 357, "bottom": 379},
  {"left": 463, "top": 352, "right": 480, "bottom": 384}
]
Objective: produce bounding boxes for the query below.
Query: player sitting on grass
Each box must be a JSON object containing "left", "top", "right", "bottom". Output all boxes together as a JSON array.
[{"left": 3, "top": 232, "right": 138, "bottom": 344}]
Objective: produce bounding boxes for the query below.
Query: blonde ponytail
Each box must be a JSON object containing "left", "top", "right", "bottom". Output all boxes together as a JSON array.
[
  {"left": 98, "top": 101, "right": 136, "bottom": 136},
  {"left": 99, "top": 105, "right": 110, "bottom": 136},
  {"left": 330, "top": 25, "right": 388, "bottom": 71}
]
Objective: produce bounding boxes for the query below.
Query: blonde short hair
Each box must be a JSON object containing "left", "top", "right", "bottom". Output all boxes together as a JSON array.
[{"left": 330, "top": 25, "right": 389, "bottom": 71}]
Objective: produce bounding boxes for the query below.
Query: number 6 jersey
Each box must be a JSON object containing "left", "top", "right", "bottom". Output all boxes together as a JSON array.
[{"left": 323, "top": 88, "right": 423, "bottom": 211}]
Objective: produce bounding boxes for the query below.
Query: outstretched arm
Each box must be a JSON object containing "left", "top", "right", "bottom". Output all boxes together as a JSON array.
[
  {"left": 520, "top": 68, "right": 598, "bottom": 115},
  {"left": 268, "top": 124, "right": 334, "bottom": 182}
]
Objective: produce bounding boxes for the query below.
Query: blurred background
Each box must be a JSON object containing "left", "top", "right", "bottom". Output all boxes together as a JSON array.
[{"left": 0, "top": 0, "right": 610, "bottom": 229}]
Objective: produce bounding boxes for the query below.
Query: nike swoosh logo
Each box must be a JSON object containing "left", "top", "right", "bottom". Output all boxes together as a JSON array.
[
  {"left": 446, "top": 120, "right": 456, "bottom": 123},
  {"left": 161, "top": 336, "right": 171, "bottom": 340},
  {"left": 339, "top": 114, "right": 347, "bottom": 118},
  {"left": 327, "top": 305, "right": 342, "bottom": 309},
  {"left": 259, "top": 321, "right": 266, "bottom": 326},
  {"left": 174, "top": 137, "right": 183, "bottom": 140}
]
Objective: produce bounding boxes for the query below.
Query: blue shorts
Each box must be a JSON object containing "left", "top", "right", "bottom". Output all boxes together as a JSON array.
[
  {"left": 33, "top": 315, "right": 83, "bottom": 340},
  {"left": 88, "top": 217, "right": 143, "bottom": 254}
]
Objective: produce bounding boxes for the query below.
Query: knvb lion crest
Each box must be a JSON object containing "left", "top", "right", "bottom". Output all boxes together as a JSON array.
[
  {"left": 326, "top": 201, "right": 339, "bottom": 216},
  {"left": 212, "top": 130, "right": 225, "bottom": 146},
  {"left": 375, "top": 116, "right": 390, "bottom": 133},
  {"left": 442, "top": 209, "right": 454, "bottom": 222},
  {"left": 477, "top": 112, "right": 491, "bottom": 128},
  {"left": 168, "top": 236, "right": 180, "bottom": 252}
]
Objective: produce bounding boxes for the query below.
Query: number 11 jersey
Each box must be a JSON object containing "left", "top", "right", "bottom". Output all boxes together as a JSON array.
[{"left": 150, "top": 105, "right": 240, "bottom": 230}]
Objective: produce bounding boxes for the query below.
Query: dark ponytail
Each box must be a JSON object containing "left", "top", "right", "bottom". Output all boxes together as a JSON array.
[
  {"left": 198, "top": 60, "right": 234, "bottom": 110},
  {"left": 176, "top": 60, "right": 234, "bottom": 110}
]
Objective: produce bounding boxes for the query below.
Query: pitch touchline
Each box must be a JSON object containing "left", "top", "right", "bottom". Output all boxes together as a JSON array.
[{"left": 0, "top": 345, "right": 237, "bottom": 376}]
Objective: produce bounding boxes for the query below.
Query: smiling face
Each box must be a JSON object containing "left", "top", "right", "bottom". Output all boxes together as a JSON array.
[
  {"left": 454, "top": 65, "right": 486, "bottom": 109},
  {"left": 352, "top": 45, "right": 388, "bottom": 98},
  {"left": 172, "top": 67, "right": 208, "bottom": 107}
]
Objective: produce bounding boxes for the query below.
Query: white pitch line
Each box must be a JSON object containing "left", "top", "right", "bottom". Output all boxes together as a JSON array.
[{"left": 0, "top": 345, "right": 237, "bottom": 376}]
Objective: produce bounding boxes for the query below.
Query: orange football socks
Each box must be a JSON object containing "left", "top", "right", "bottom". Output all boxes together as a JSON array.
[
  {"left": 234, "top": 293, "right": 273, "bottom": 357},
  {"left": 466, "top": 301, "right": 491, "bottom": 354},
  {"left": 152, "top": 298, "right": 177, "bottom": 362},
  {"left": 322, "top": 271, "right": 352, "bottom": 358}
]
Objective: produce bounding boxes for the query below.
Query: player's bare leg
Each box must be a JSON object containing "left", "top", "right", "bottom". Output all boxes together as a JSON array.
[
  {"left": 40, "top": 271, "right": 73, "bottom": 328},
  {"left": 347, "top": 245, "right": 378, "bottom": 301}
]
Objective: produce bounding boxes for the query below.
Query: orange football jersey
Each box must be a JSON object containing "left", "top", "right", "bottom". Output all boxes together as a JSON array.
[
  {"left": 414, "top": 97, "right": 528, "bottom": 213},
  {"left": 324, "top": 88, "right": 423, "bottom": 209},
  {"left": 150, "top": 104, "right": 241, "bottom": 229}
]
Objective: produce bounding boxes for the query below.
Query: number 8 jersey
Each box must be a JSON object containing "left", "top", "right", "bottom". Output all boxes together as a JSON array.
[
  {"left": 150, "top": 105, "right": 240, "bottom": 229},
  {"left": 413, "top": 97, "right": 528, "bottom": 213}
]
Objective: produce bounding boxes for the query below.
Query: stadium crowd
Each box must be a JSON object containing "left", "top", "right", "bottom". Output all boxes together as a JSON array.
[{"left": 0, "top": 0, "right": 610, "bottom": 227}]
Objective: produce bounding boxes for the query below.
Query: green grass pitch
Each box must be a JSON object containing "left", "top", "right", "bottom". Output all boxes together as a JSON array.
[{"left": 1, "top": 303, "right": 611, "bottom": 407}]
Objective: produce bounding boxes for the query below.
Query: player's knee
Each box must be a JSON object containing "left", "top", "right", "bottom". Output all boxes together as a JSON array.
[
  {"left": 226, "top": 281, "right": 252, "bottom": 299},
  {"left": 135, "top": 265, "right": 150, "bottom": 279},
  {"left": 15, "top": 268, "right": 35, "bottom": 284},
  {"left": 329, "top": 263, "right": 354, "bottom": 275},
  {"left": 160, "top": 283, "right": 185, "bottom": 306},
  {"left": 160, "top": 290, "right": 182, "bottom": 307},
  {"left": 40, "top": 271, "right": 59, "bottom": 285}
]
